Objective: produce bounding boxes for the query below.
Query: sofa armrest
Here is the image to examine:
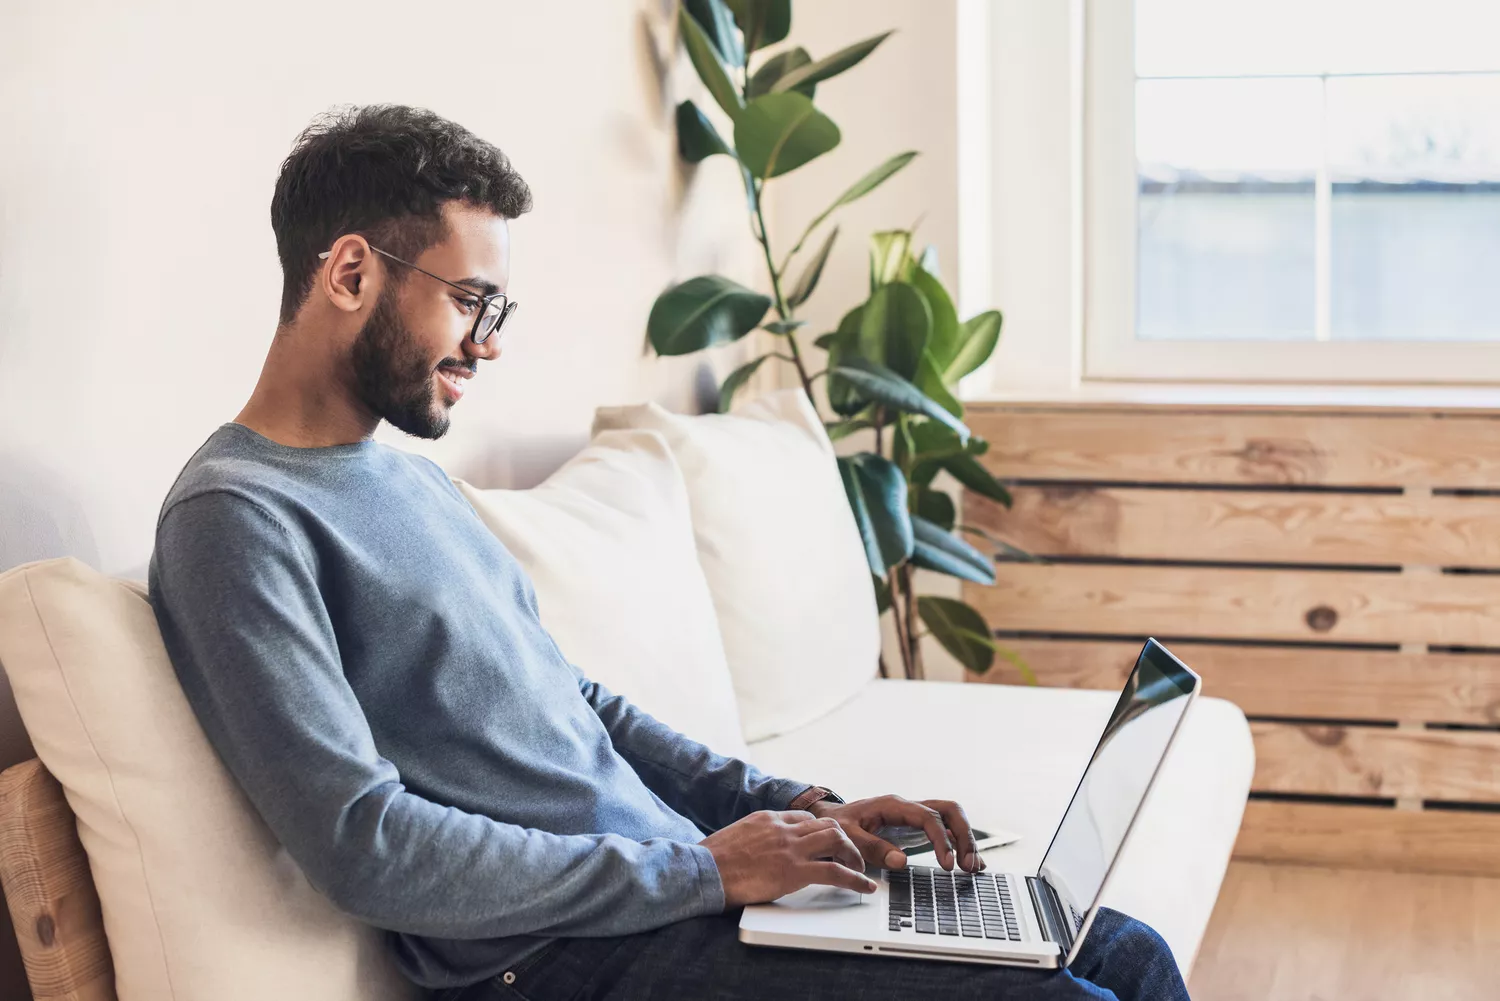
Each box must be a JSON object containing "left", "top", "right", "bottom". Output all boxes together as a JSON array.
[{"left": 0, "top": 758, "right": 116, "bottom": 1001}]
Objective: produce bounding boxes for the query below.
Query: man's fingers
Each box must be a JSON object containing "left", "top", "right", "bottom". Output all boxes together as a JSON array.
[
  {"left": 899, "top": 803, "right": 955, "bottom": 870},
  {"left": 803, "top": 860, "right": 879, "bottom": 894},
  {"left": 848, "top": 825, "right": 909, "bottom": 870},
  {"left": 924, "top": 800, "right": 981, "bottom": 872},
  {"left": 802, "top": 822, "right": 865, "bottom": 873}
]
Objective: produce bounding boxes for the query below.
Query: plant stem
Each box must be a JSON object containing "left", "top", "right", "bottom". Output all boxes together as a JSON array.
[
  {"left": 751, "top": 191, "right": 814, "bottom": 402},
  {"left": 887, "top": 567, "right": 911, "bottom": 679},
  {"left": 901, "top": 563, "right": 925, "bottom": 680}
]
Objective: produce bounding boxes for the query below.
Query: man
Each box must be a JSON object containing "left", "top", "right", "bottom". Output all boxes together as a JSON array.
[{"left": 149, "top": 105, "right": 1189, "bottom": 1001}]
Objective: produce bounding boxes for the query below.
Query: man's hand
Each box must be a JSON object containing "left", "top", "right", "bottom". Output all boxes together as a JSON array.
[
  {"left": 807, "top": 795, "right": 984, "bottom": 873},
  {"left": 702, "top": 810, "right": 879, "bottom": 907}
]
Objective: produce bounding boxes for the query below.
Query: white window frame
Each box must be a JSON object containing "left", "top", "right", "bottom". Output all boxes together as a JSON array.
[{"left": 958, "top": 0, "right": 1500, "bottom": 400}]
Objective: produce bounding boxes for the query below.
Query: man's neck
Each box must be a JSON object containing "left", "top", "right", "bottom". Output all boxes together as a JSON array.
[{"left": 234, "top": 324, "right": 380, "bottom": 448}]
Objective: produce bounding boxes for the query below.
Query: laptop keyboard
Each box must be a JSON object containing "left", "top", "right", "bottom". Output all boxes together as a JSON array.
[{"left": 886, "top": 867, "right": 1022, "bottom": 940}]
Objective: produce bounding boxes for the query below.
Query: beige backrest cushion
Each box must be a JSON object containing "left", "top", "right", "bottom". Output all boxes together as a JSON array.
[
  {"left": 455, "top": 429, "right": 748, "bottom": 757},
  {"left": 592, "top": 389, "right": 880, "bottom": 742},
  {"left": 0, "top": 558, "right": 418, "bottom": 1001}
]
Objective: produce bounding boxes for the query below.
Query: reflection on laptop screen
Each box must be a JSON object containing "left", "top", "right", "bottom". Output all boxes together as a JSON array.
[{"left": 1037, "top": 642, "right": 1199, "bottom": 934}]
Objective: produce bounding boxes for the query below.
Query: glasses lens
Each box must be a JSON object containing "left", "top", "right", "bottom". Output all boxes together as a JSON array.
[
  {"left": 496, "top": 301, "right": 518, "bottom": 338},
  {"left": 473, "top": 299, "right": 506, "bottom": 344}
]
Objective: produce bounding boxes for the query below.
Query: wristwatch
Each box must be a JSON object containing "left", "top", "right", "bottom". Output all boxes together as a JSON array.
[{"left": 787, "top": 785, "right": 845, "bottom": 811}]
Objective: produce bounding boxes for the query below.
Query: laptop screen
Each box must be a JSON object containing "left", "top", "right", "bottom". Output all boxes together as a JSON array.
[{"left": 1036, "top": 640, "right": 1199, "bottom": 937}]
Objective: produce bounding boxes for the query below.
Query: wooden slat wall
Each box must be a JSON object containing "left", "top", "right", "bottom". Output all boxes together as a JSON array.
[{"left": 962, "top": 403, "right": 1500, "bottom": 876}]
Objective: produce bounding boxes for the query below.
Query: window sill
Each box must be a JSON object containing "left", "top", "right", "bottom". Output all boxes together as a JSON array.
[{"left": 965, "top": 380, "right": 1500, "bottom": 414}]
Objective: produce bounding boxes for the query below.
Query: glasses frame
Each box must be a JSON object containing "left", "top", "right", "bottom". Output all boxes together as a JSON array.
[{"left": 317, "top": 244, "right": 516, "bottom": 344}]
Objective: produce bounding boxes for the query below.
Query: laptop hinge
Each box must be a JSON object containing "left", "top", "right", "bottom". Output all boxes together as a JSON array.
[{"left": 1027, "top": 875, "right": 1075, "bottom": 958}]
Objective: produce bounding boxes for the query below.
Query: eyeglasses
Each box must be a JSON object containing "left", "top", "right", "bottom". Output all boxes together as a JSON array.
[{"left": 317, "top": 244, "right": 518, "bottom": 345}]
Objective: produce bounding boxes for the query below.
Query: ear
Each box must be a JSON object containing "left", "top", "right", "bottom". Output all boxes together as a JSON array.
[{"left": 318, "top": 236, "right": 378, "bottom": 314}]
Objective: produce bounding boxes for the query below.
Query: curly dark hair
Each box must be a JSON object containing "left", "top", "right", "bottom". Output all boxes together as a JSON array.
[{"left": 270, "top": 104, "right": 533, "bottom": 324}]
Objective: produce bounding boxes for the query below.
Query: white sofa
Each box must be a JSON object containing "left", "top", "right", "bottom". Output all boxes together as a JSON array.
[{"left": 0, "top": 389, "right": 1253, "bottom": 1001}]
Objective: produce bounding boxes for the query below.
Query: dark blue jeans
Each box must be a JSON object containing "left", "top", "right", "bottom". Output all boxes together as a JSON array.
[{"left": 433, "top": 906, "right": 1190, "bottom": 1001}]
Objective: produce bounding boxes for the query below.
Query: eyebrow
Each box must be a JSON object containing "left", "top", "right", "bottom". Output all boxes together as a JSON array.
[{"left": 453, "top": 276, "right": 502, "bottom": 297}]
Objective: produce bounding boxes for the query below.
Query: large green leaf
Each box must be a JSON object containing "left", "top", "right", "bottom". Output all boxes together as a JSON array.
[
  {"left": 944, "top": 310, "right": 1003, "bottom": 383},
  {"left": 748, "top": 46, "right": 814, "bottom": 98},
  {"left": 910, "top": 262, "right": 960, "bottom": 372},
  {"left": 917, "top": 596, "right": 999, "bottom": 674},
  {"left": 684, "top": 0, "right": 744, "bottom": 67},
  {"left": 771, "top": 31, "right": 893, "bottom": 93},
  {"left": 858, "top": 280, "right": 929, "bottom": 379},
  {"left": 718, "top": 353, "right": 772, "bottom": 413},
  {"left": 907, "top": 420, "right": 969, "bottom": 459},
  {"left": 726, "top": 0, "right": 791, "bottom": 52},
  {"left": 647, "top": 275, "right": 771, "bottom": 356},
  {"left": 825, "top": 417, "right": 876, "bottom": 442},
  {"left": 910, "top": 514, "right": 996, "bottom": 584},
  {"left": 787, "top": 225, "right": 837, "bottom": 308},
  {"left": 829, "top": 356, "right": 970, "bottom": 443},
  {"left": 735, "top": 92, "right": 841, "bottom": 179},
  {"left": 940, "top": 451, "right": 1013, "bottom": 507},
  {"left": 824, "top": 307, "right": 867, "bottom": 416},
  {"left": 914, "top": 350, "right": 962, "bottom": 418},
  {"left": 913, "top": 486, "right": 956, "bottom": 532},
  {"left": 680, "top": 6, "right": 744, "bottom": 119},
  {"left": 837, "top": 452, "right": 913, "bottom": 573},
  {"left": 869, "top": 230, "right": 913, "bottom": 290},
  {"left": 795, "top": 151, "right": 918, "bottom": 247},
  {"left": 917, "top": 243, "right": 941, "bottom": 278},
  {"left": 957, "top": 523, "right": 1040, "bottom": 563},
  {"left": 675, "top": 100, "right": 732, "bottom": 162}
]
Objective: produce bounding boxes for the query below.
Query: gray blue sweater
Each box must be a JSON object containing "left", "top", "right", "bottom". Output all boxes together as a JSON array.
[{"left": 147, "top": 423, "right": 815, "bottom": 989}]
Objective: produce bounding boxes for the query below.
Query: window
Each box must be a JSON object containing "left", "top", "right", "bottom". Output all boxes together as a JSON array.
[{"left": 1084, "top": 0, "right": 1500, "bottom": 383}]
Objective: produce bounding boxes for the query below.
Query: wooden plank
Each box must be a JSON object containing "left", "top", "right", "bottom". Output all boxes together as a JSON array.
[
  {"left": 967, "top": 487, "right": 1500, "bottom": 567},
  {"left": 0, "top": 759, "right": 115, "bottom": 1001},
  {"left": 965, "top": 563, "right": 1500, "bottom": 646},
  {"left": 1249, "top": 721, "right": 1500, "bottom": 803},
  {"left": 1234, "top": 799, "right": 1500, "bottom": 877},
  {"left": 965, "top": 405, "right": 1500, "bottom": 487},
  {"left": 965, "top": 640, "right": 1500, "bottom": 725}
]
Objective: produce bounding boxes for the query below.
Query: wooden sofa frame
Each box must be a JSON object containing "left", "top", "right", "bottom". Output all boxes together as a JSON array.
[{"left": 0, "top": 758, "right": 116, "bottom": 1001}]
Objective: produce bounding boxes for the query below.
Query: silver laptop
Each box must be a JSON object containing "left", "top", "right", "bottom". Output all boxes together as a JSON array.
[{"left": 739, "top": 638, "right": 1201, "bottom": 969}]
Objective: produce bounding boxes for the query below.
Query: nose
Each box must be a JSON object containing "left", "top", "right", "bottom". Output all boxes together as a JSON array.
[{"left": 465, "top": 331, "right": 502, "bottom": 363}]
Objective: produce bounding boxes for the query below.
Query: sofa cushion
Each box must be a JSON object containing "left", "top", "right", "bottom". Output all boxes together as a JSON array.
[
  {"left": 0, "top": 558, "right": 419, "bottom": 1001},
  {"left": 742, "top": 679, "right": 1255, "bottom": 976},
  {"left": 592, "top": 389, "right": 880, "bottom": 742},
  {"left": 454, "top": 429, "right": 748, "bottom": 758}
]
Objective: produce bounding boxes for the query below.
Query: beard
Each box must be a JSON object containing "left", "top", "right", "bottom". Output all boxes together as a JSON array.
[{"left": 349, "top": 285, "right": 452, "bottom": 440}]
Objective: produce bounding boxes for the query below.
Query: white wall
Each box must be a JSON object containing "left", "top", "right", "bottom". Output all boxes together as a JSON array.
[{"left": 0, "top": 0, "right": 764, "bottom": 578}]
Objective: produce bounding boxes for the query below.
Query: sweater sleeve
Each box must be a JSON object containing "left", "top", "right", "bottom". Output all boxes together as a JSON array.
[
  {"left": 149, "top": 491, "right": 725, "bottom": 938},
  {"left": 577, "top": 674, "right": 816, "bottom": 832}
]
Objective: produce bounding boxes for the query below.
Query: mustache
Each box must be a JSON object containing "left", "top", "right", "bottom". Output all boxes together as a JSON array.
[{"left": 437, "top": 360, "right": 476, "bottom": 377}]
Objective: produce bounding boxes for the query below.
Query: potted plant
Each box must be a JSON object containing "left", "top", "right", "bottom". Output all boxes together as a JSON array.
[{"left": 648, "top": 0, "right": 1029, "bottom": 681}]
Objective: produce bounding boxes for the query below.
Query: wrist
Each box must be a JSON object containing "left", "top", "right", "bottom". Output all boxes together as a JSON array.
[{"left": 787, "top": 785, "right": 844, "bottom": 815}]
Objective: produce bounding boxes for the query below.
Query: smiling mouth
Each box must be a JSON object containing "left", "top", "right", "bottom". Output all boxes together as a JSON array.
[{"left": 436, "top": 369, "right": 468, "bottom": 400}]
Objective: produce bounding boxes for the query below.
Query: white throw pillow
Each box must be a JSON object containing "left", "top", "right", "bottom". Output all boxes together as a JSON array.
[
  {"left": 0, "top": 558, "right": 418, "bottom": 1001},
  {"left": 592, "top": 388, "right": 880, "bottom": 742},
  {"left": 454, "top": 429, "right": 748, "bottom": 759}
]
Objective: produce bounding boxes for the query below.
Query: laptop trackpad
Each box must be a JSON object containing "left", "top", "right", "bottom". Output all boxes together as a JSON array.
[{"left": 770, "top": 883, "right": 869, "bottom": 909}]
